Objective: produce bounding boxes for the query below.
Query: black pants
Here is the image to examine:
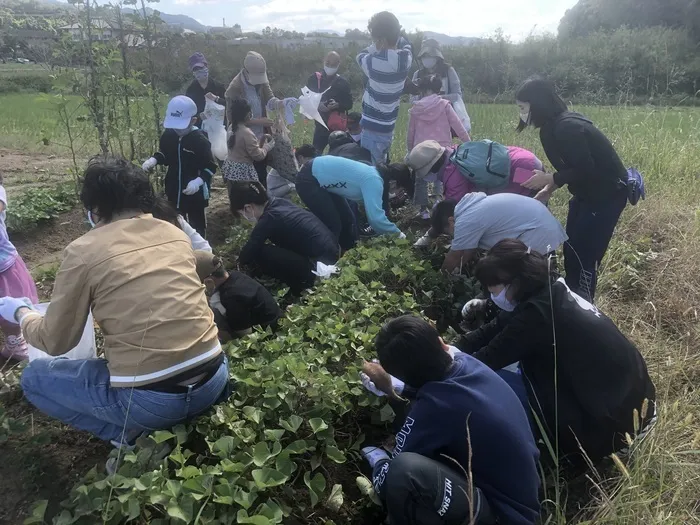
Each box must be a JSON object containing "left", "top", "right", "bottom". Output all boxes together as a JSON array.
[
  {"left": 296, "top": 163, "right": 357, "bottom": 251},
  {"left": 254, "top": 244, "right": 317, "bottom": 294},
  {"left": 385, "top": 453, "right": 496, "bottom": 525},
  {"left": 174, "top": 202, "right": 206, "bottom": 238},
  {"left": 563, "top": 187, "right": 627, "bottom": 302},
  {"left": 254, "top": 159, "right": 268, "bottom": 188},
  {"left": 312, "top": 122, "right": 331, "bottom": 154}
]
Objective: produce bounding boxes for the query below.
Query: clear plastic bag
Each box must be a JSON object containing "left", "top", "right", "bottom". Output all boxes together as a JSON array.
[{"left": 201, "top": 99, "right": 227, "bottom": 161}]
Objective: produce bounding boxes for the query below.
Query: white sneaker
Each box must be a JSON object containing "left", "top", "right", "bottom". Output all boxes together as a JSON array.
[{"left": 1, "top": 335, "right": 28, "bottom": 361}]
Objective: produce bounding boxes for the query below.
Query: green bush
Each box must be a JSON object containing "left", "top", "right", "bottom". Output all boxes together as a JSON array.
[
  {"left": 5, "top": 184, "right": 78, "bottom": 233},
  {"left": 35, "top": 238, "right": 479, "bottom": 524},
  {"left": 0, "top": 73, "right": 53, "bottom": 94}
]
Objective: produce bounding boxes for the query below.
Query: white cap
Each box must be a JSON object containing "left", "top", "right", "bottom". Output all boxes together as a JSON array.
[{"left": 163, "top": 95, "right": 197, "bottom": 130}]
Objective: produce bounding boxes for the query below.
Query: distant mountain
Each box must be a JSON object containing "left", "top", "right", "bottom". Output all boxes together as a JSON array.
[
  {"left": 422, "top": 31, "right": 483, "bottom": 47},
  {"left": 308, "top": 29, "right": 341, "bottom": 36},
  {"left": 121, "top": 7, "right": 207, "bottom": 32}
]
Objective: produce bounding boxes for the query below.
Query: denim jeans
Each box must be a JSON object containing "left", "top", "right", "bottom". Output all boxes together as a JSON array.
[
  {"left": 361, "top": 129, "right": 393, "bottom": 165},
  {"left": 21, "top": 356, "right": 229, "bottom": 444}
]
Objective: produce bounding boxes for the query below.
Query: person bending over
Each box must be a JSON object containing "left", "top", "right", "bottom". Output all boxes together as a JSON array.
[
  {"left": 194, "top": 250, "right": 281, "bottom": 340},
  {"left": 359, "top": 315, "right": 540, "bottom": 525},
  {"left": 456, "top": 239, "right": 657, "bottom": 465},
  {"left": 430, "top": 194, "right": 568, "bottom": 273},
  {"left": 0, "top": 156, "right": 228, "bottom": 471},
  {"left": 229, "top": 181, "right": 339, "bottom": 295}
]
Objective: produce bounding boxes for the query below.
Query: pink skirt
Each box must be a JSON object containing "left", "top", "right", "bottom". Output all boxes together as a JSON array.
[{"left": 0, "top": 255, "right": 39, "bottom": 303}]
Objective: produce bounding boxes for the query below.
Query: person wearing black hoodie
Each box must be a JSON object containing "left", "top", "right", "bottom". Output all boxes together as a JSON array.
[
  {"left": 457, "top": 239, "right": 656, "bottom": 466},
  {"left": 327, "top": 131, "right": 372, "bottom": 165},
  {"left": 360, "top": 315, "right": 541, "bottom": 525},
  {"left": 516, "top": 77, "right": 629, "bottom": 302}
]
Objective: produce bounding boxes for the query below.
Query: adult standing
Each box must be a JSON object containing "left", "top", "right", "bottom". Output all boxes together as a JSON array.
[
  {"left": 225, "top": 51, "right": 280, "bottom": 188},
  {"left": 305, "top": 51, "right": 353, "bottom": 154},
  {"left": 405, "top": 38, "right": 470, "bottom": 132},
  {"left": 517, "top": 77, "right": 630, "bottom": 302},
  {"left": 185, "top": 52, "right": 226, "bottom": 128}
]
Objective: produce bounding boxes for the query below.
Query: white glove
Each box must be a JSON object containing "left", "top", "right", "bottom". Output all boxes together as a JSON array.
[
  {"left": 183, "top": 177, "right": 204, "bottom": 196},
  {"left": 397, "top": 232, "right": 406, "bottom": 240},
  {"left": 360, "top": 369, "right": 405, "bottom": 397},
  {"left": 462, "top": 298, "right": 488, "bottom": 319},
  {"left": 142, "top": 157, "right": 157, "bottom": 171},
  {"left": 361, "top": 446, "right": 390, "bottom": 468},
  {"left": 0, "top": 297, "right": 34, "bottom": 324}
]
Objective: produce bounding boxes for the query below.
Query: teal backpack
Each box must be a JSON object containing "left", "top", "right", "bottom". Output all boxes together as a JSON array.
[{"left": 449, "top": 140, "right": 512, "bottom": 190}]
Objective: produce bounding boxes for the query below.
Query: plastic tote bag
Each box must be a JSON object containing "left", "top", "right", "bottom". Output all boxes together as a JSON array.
[
  {"left": 299, "top": 86, "right": 328, "bottom": 129},
  {"left": 201, "top": 99, "right": 227, "bottom": 161},
  {"left": 27, "top": 303, "right": 97, "bottom": 361},
  {"left": 452, "top": 98, "right": 472, "bottom": 133}
]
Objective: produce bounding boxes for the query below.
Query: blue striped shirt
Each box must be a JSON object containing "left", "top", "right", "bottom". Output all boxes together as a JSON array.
[{"left": 356, "top": 38, "right": 413, "bottom": 134}]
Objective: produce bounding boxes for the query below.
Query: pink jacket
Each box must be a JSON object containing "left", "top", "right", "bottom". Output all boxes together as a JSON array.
[
  {"left": 407, "top": 95, "right": 470, "bottom": 152},
  {"left": 440, "top": 146, "right": 543, "bottom": 201}
]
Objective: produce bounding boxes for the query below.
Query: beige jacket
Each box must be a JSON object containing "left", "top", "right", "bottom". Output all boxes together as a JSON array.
[
  {"left": 227, "top": 124, "right": 273, "bottom": 164},
  {"left": 225, "top": 70, "right": 274, "bottom": 124},
  {"left": 21, "top": 213, "right": 220, "bottom": 387}
]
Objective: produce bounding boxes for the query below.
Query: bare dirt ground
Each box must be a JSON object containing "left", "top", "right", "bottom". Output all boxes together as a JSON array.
[{"left": 0, "top": 151, "right": 236, "bottom": 524}]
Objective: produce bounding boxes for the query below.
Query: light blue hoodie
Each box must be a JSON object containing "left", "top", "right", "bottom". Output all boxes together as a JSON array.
[{"left": 310, "top": 156, "right": 400, "bottom": 235}]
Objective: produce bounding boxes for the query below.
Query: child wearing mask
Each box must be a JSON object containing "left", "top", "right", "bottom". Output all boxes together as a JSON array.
[
  {"left": 0, "top": 172, "right": 39, "bottom": 360},
  {"left": 143, "top": 96, "right": 217, "bottom": 237}
]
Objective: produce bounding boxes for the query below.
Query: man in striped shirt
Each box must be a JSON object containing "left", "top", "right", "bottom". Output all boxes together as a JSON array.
[{"left": 356, "top": 12, "right": 413, "bottom": 164}]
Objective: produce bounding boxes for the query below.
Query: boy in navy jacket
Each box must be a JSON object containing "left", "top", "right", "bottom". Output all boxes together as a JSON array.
[{"left": 360, "top": 315, "right": 540, "bottom": 525}]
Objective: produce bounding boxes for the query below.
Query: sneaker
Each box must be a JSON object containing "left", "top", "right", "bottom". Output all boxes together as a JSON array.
[
  {"left": 359, "top": 225, "right": 377, "bottom": 238},
  {"left": 1, "top": 335, "right": 29, "bottom": 361}
]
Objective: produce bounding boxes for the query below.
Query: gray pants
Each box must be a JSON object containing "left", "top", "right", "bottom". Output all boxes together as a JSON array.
[{"left": 414, "top": 178, "right": 444, "bottom": 207}]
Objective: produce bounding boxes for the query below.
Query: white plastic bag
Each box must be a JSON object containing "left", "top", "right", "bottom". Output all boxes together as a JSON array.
[
  {"left": 312, "top": 261, "right": 339, "bottom": 279},
  {"left": 299, "top": 86, "right": 328, "bottom": 129},
  {"left": 452, "top": 98, "right": 472, "bottom": 133},
  {"left": 201, "top": 99, "right": 227, "bottom": 161},
  {"left": 266, "top": 168, "right": 295, "bottom": 199},
  {"left": 27, "top": 303, "right": 96, "bottom": 361}
]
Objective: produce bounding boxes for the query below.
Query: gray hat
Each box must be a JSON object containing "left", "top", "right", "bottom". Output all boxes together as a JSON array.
[{"left": 418, "top": 38, "right": 444, "bottom": 60}]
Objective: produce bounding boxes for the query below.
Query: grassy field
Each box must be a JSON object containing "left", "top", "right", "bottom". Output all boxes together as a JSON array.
[{"left": 0, "top": 93, "right": 699, "bottom": 523}]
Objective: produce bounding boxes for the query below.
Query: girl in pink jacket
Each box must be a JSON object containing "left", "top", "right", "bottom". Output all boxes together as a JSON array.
[{"left": 407, "top": 75, "right": 470, "bottom": 153}]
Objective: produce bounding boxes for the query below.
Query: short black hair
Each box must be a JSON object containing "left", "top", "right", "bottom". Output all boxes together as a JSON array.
[
  {"left": 430, "top": 199, "right": 457, "bottom": 235},
  {"left": 227, "top": 180, "right": 268, "bottom": 213},
  {"left": 80, "top": 155, "right": 155, "bottom": 223},
  {"left": 150, "top": 196, "right": 181, "bottom": 228},
  {"left": 347, "top": 112, "right": 362, "bottom": 124},
  {"left": 375, "top": 315, "right": 452, "bottom": 388},
  {"left": 295, "top": 144, "right": 318, "bottom": 159},
  {"left": 475, "top": 239, "right": 550, "bottom": 302},
  {"left": 417, "top": 74, "right": 442, "bottom": 95},
  {"left": 515, "top": 76, "right": 568, "bottom": 130},
  {"left": 367, "top": 11, "right": 401, "bottom": 44}
]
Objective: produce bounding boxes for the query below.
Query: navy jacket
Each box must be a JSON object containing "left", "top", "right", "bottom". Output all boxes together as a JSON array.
[
  {"left": 373, "top": 351, "right": 541, "bottom": 525},
  {"left": 239, "top": 198, "right": 339, "bottom": 267}
]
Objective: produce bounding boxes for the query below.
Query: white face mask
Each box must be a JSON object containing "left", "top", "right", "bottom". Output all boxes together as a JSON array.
[
  {"left": 422, "top": 57, "right": 438, "bottom": 70},
  {"left": 87, "top": 210, "right": 96, "bottom": 228},
  {"left": 241, "top": 207, "right": 257, "bottom": 223},
  {"left": 350, "top": 132, "right": 362, "bottom": 142},
  {"left": 518, "top": 102, "right": 531, "bottom": 126},
  {"left": 324, "top": 65, "right": 339, "bottom": 76},
  {"left": 491, "top": 286, "right": 517, "bottom": 312}
]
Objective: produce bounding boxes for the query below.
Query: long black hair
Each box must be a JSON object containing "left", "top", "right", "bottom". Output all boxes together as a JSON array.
[
  {"left": 376, "top": 162, "right": 414, "bottom": 213},
  {"left": 227, "top": 99, "right": 252, "bottom": 149},
  {"left": 515, "top": 76, "right": 568, "bottom": 131},
  {"left": 149, "top": 196, "right": 182, "bottom": 229}
]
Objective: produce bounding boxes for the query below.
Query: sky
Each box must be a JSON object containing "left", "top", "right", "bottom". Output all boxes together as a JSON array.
[{"left": 157, "top": 0, "right": 580, "bottom": 40}]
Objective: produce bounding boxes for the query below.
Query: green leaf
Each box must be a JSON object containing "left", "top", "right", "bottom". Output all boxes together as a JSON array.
[
  {"left": 284, "top": 439, "right": 314, "bottom": 455},
  {"left": 233, "top": 487, "right": 258, "bottom": 510},
  {"left": 151, "top": 430, "right": 176, "bottom": 443},
  {"left": 252, "top": 468, "right": 289, "bottom": 489},
  {"left": 379, "top": 403, "right": 395, "bottom": 422},
  {"left": 279, "top": 414, "right": 303, "bottom": 432},
  {"left": 326, "top": 484, "right": 344, "bottom": 512},
  {"left": 176, "top": 465, "right": 202, "bottom": 479},
  {"left": 275, "top": 452, "right": 296, "bottom": 477},
  {"left": 243, "top": 406, "right": 263, "bottom": 424},
  {"left": 211, "top": 435, "right": 240, "bottom": 458},
  {"left": 356, "top": 476, "right": 382, "bottom": 506},
  {"left": 325, "top": 445, "right": 347, "bottom": 464},
  {"left": 253, "top": 441, "right": 273, "bottom": 467},
  {"left": 264, "top": 429, "right": 286, "bottom": 441},
  {"left": 303, "top": 471, "right": 327, "bottom": 508},
  {"left": 310, "top": 454, "right": 322, "bottom": 471},
  {"left": 236, "top": 510, "right": 272, "bottom": 525},
  {"left": 127, "top": 496, "right": 141, "bottom": 520},
  {"left": 166, "top": 499, "right": 193, "bottom": 523},
  {"left": 23, "top": 500, "right": 47, "bottom": 525},
  {"left": 309, "top": 418, "right": 328, "bottom": 434}
]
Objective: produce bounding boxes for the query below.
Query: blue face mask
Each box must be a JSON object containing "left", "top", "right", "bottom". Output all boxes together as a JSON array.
[{"left": 193, "top": 67, "right": 209, "bottom": 81}]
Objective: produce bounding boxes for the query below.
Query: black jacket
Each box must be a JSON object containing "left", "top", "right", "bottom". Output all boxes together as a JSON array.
[
  {"left": 305, "top": 71, "right": 353, "bottom": 121},
  {"left": 154, "top": 129, "right": 217, "bottom": 212},
  {"left": 185, "top": 78, "right": 227, "bottom": 125},
  {"left": 540, "top": 112, "right": 627, "bottom": 203},
  {"left": 215, "top": 271, "right": 282, "bottom": 332},
  {"left": 457, "top": 278, "right": 655, "bottom": 463},
  {"left": 240, "top": 198, "right": 339, "bottom": 266},
  {"left": 328, "top": 132, "right": 372, "bottom": 165}
]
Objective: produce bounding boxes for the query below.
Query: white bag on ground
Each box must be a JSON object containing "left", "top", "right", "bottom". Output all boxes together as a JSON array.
[
  {"left": 201, "top": 99, "right": 227, "bottom": 161},
  {"left": 452, "top": 98, "right": 472, "bottom": 133},
  {"left": 299, "top": 86, "right": 328, "bottom": 129},
  {"left": 312, "top": 262, "right": 339, "bottom": 279},
  {"left": 26, "top": 303, "right": 96, "bottom": 361}
]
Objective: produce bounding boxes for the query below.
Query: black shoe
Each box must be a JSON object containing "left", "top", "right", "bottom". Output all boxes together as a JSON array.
[{"left": 359, "top": 225, "right": 377, "bottom": 238}]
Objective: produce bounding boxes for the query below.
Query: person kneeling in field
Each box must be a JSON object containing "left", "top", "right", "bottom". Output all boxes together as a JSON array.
[
  {"left": 360, "top": 315, "right": 541, "bottom": 525},
  {"left": 194, "top": 250, "right": 281, "bottom": 341},
  {"left": 430, "top": 193, "right": 568, "bottom": 273},
  {"left": 457, "top": 239, "right": 657, "bottom": 466},
  {"left": 0, "top": 156, "right": 229, "bottom": 471}
]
